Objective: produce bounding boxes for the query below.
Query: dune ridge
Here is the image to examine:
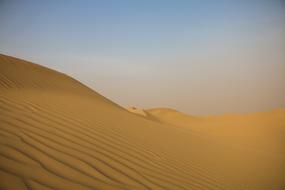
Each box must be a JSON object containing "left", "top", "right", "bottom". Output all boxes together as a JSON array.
[{"left": 1, "top": 54, "right": 285, "bottom": 190}]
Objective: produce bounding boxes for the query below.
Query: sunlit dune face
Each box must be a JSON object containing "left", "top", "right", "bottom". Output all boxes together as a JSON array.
[
  {"left": 0, "top": 0, "right": 285, "bottom": 189},
  {"left": 1, "top": 53, "right": 285, "bottom": 190}
]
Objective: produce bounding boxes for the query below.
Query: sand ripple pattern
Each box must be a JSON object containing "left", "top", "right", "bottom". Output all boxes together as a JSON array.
[{"left": 1, "top": 54, "right": 284, "bottom": 190}]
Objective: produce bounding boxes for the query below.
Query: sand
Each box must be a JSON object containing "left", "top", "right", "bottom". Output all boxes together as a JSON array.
[{"left": 0, "top": 54, "right": 284, "bottom": 190}]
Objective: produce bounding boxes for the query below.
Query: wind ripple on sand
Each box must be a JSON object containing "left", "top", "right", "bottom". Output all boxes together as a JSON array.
[{"left": 1, "top": 54, "right": 284, "bottom": 190}]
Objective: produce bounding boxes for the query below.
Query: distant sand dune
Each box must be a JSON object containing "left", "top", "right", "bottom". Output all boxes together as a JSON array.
[{"left": 1, "top": 54, "right": 285, "bottom": 190}]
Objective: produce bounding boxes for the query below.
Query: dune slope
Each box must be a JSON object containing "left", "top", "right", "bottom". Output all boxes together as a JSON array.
[{"left": 0, "top": 54, "right": 285, "bottom": 190}]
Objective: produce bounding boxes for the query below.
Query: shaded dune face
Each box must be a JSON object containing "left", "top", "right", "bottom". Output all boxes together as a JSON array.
[{"left": 0, "top": 54, "right": 285, "bottom": 190}]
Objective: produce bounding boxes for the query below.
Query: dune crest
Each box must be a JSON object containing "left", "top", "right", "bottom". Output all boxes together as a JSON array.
[
  {"left": 127, "top": 107, "right": 148, "bottom": 117},
  {"left": 1, "top": 54, "right": 285, "bottom": 190},
  {"left": 145, "top": 108, "right": 202, "bottom": 126}
]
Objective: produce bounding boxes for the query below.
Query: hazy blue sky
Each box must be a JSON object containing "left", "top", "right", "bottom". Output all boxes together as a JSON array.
[{"left": 1, "top": 0, "right": 285, "bottom": 115}]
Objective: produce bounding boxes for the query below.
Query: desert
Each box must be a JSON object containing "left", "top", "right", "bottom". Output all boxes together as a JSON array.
[
  {"left": 1, "top": 1, "right": 285, "bottom": 189},
  {"left": 0, "top": 54, "right": 284, "bottom": 189}
]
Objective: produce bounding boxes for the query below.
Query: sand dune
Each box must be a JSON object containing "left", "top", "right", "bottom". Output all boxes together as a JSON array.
[{"left": 1, "top": 54, "right": 285, "bottom": 190}]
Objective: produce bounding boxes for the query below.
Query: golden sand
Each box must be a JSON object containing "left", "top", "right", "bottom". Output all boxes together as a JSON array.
[{"left": 1, "top": 54, "right": 284, "bottom": 189}]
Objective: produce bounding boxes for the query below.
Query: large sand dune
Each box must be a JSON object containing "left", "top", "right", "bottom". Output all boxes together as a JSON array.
[{"left": 0, "top": 54, "right": 285, "bottom": 190}]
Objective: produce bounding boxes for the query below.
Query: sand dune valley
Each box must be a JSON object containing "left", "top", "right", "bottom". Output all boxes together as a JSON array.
[{"left": 0, "top": 54, "right": 285, "bottom": 190}]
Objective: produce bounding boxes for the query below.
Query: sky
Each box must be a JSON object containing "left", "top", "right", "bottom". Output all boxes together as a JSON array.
[{"left": 0, "top": 0, "right": 285, "bottom": 115}]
